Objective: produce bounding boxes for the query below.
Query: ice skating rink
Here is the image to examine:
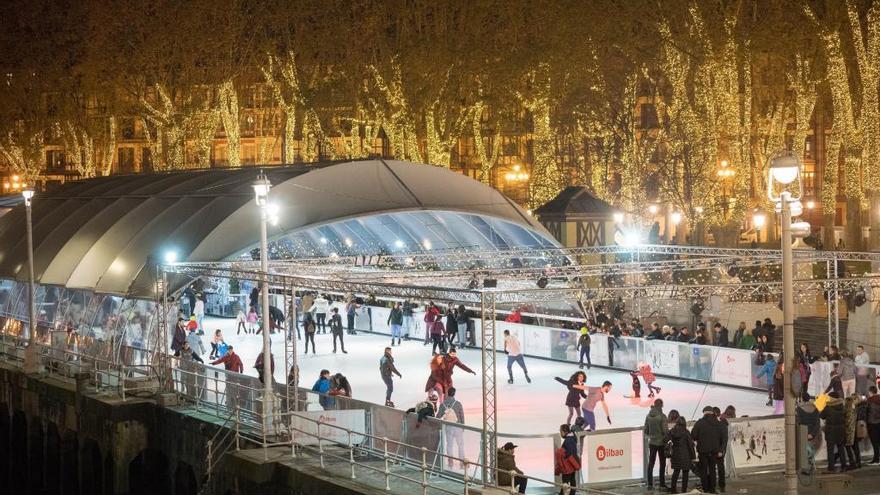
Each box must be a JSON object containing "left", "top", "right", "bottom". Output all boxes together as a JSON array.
[{"left": 203, "top": 317, "right": 772, "bottom": 433}]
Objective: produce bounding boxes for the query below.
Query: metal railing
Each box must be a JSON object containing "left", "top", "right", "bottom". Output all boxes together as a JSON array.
[{"left": 0, "top": 334, "right": 160, "bottom": 399}]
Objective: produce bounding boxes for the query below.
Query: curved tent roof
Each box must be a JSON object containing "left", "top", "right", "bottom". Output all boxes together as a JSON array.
[{"left": 0, "top": 160, "right": 554, "bottom": 298}]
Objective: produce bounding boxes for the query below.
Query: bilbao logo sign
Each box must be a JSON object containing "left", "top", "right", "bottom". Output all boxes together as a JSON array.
[{"left": 595, "top": 445, "right": 624, "bottom": 461}]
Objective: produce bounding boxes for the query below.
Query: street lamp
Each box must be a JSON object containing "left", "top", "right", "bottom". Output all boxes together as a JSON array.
[
  {"left": 753, "top": 212, "right": 766, "bottom": 245},
  {"left": 22, "top": 186, "right": 40, "bottom": 372},
  {"left": 767, "top": 151, "right": 807, "bottom": 495},
  {"left": 252, "top": 170, "right": 274, "bottom": 432},
  {"left": 612, "top": 212, "right": 624, "bottom": 224}
]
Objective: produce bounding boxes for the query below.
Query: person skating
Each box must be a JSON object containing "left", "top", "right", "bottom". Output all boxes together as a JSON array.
[
  {"left": 607, "top": 329, "right": 620, "bottom": 367},
  {"left": 423, "top": 301, "right": 441, "bottom": 345},
  {"left": 445, "top": 305, "right": 458, "bottom": 347},
  {"left": 690, "top": 406, "right": 726, "bottom": 494},
  {"left": 246, "top": 308, "right": 258, "bottom": 334},
  {"left": 644, "top": 399, "right": 668, "bottom": 490},
  {"left": 311, "top": 369, "right": 332, "bottom": 410},
  {"left": 236, "top": 309, "right": 247, "bottom": 335},
  {"left": 756, "top": 354, "right": 777, "bottom": 406},
  {"left": 254, "top": 351, "right": 274, "bottom": 385},
  {"left": 193, "top": 293, "right": 205, "bottom": 334},
  {"left": 380, "top": 347, "right": 402, "bottom": 407},
  {"left": 210, "top": 345, "right": 243, "bottom": 373},
  {"left": 430, "top": 318, "right": 446, "bottom": 355},
  {"left": 402, "top": 299, "right": 416, "bottom": 340},
  {"left": 554, "top": 372, "right": 587, "bottom": 424},
  {"left": 425, "top": 353, "right": 448, "bottom": 400},
  {"left": 387, "top": 302, "right": 404, "bottom": 346},
  {"left": 581, "top": 381, "right": 613, "bottom": 431},
  {"left": 437, "top": 387, "right": 466, "bottom": 469},
  {"left": 745, "top": 434, "right": 761, "bottom": 461},
  {"left": 498, "top": 442, "right": 527, "bottom": 494},
  {"left": 186, "top": 328, "right": 206, "bottom": 363},
  {"left": 503, "top": 330, "right": 530, "bottom": 384},
  {"left": 312, "top": 293, "right": 329, "bottom": 333},
  {"left": 439, "top": 347, "right": 476, "bottom": 393},
  {"left": 456, "top": 304, "right": 469, "bottom": 347},
  {"left": 346, "top": 297, "right": 358, "bottom": 335},
  {"left": 576, "top": 326, "right": 591, "bottom": 369},
  {"left": 633, "top": 362, "right": 661, "bottom": 397},
  {"left": 303, "top": 312, "right": 317, "bottom": 354},
  {"left": 330, "top": 308, "right": 347, "bottom": 353},
  {"left": 628, "top": 369, "right": 642, "bottom": 398},
  {"left": 210, "top": 329, "right": 224, "bottom": 360},
  {"left": 171, "top": 318, "right": 187, "bottom": 357},
  {"left": 666, "top": 416, "right": 696, "bottom": 494}
]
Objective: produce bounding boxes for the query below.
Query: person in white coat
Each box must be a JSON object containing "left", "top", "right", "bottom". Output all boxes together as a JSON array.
[
  {"left": 193, "top": 293, "right": 205, "bottom": 335},
  {"left": 312, "top": 294, "right": 330, "bottom": 334}
]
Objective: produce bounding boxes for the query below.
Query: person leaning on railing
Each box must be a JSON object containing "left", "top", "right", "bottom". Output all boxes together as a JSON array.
[{"left": 498, "top": 441, "right": 527, "bottom": 494}]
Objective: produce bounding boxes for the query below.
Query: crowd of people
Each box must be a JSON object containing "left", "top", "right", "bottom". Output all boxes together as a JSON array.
[{"left": 167, "top": 288, "right": 880, "bottom": 494}]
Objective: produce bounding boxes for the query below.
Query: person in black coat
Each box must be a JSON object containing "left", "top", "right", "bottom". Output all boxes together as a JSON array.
[
  {"left": 713, "top": 323, "right": 729, "bottom": 347},
  {"left": 554, "top": 372, "right": 587, "bottom": 424},
  {"left": 690, "top": 406, "right": 726, "bottom": 494},
  {"left": 821, "top": 393, "right": 848, "bottom": 472},
  {"left": 666, "top": 416, "right": 696, "bottom": 494}
]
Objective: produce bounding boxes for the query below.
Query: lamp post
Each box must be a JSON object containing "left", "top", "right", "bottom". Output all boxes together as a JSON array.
[
  {"left": 22, "top": 186, "right": 39, "bottom": 372},
  {"left": 252, "top": 171, "right": 274, "bottom": 432},
  {"left": 753, "top": 212, "right": 766, "bottom": 246},
  {"left": 768, "top": 151, "right": 806, "bottom": 495}
]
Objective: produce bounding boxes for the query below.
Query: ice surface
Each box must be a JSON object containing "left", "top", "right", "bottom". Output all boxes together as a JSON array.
[{"left": 200, "top": 316, "right": 772, "bottom": 431}]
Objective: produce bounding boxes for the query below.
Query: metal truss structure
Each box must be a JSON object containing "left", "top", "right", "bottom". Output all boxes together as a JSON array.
[{"left": 160, "top": 244, "right": 880, "bottom": 476}]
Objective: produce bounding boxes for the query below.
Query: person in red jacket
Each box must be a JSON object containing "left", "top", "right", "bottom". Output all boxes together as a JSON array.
[
  {"left": 423, "top": 301, "right": 441, "bottom": 345},
  {"left": 440, "top": 347, "right": 476, "bottom": 393},
  {"left": 425, "top": 354, "right": 448, "bottom": 400},
  {"left": 211, "top": 346, "right": 244, "bottom": 373},
  {"left": 254, "top": 352, "right": 275, "bottom": 384}
]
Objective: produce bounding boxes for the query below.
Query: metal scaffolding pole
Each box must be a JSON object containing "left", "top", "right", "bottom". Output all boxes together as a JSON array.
[{"left": 480, "top": 291, "right": 498, "bottom": 482}]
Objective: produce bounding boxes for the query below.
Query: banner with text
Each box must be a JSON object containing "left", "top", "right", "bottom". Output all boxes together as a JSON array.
[
  {"left": 583, "top": 431, "right": 633, "bottom": 483},
  {"left": 292, "top": 409, "right": 366, "bottom": 446},
  {"left": 712, "top": 348, "right": 754, "bottom": 388}
]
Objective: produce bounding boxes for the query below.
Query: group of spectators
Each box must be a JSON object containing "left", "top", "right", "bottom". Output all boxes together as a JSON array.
[{"left": 643, "top": 400, "right": 735, "bottom": 494}]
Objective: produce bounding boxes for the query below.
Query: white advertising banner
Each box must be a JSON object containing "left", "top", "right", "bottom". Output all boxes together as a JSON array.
[
  {"left": 523, "top": 324, "right": 552, "bottom": 358},
  {"left": 644, "top": 340, "right": 680, "bottom": 376},
  {"left": 583, "top": 431, "right": 632, "bottom": 483},
  {"left": 727, "top": 417, "right": 785, "bottom": 469},
  {"left": 711, "top": 348, "right": 753, "bottom": 387},
  {"left": 292, "top": 409, "right": 367, "bottom": 446},
  {"left": 590, "top": 334, "right": 609, "bottom": 367}
]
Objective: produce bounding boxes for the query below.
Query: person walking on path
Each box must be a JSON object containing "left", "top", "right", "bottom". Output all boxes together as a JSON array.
[
  {"left": 303, "top": 312, "right": 317, "bottom": 354},
  {"left": 690, "top": 406, "right": 726, "bottom": 494},
  {"left": 644, "top": 399, "right": 668, "bottom": 490},
  {"left": 387, "top": 302, "right": 404, "bottom": 346},
  {"left": 330, "top": 308, "right": 347, "bottom": 353},
  {"left": 503, "top": 330, "right": 530, "bottom": 384},
  {"left": 666, "top": 416, "right": 696, "bottom": 494},
  {"left": 576, "top": 326, "right": 591, "bottom": 369},
  {"left": 437, "top": 387, "right": 466, "bottom": 469},
  {"left": 380, "top": 347, "right": 402, "bottom": 407},
  {"left": 581, "top": 381, "right": 613, "bottom": 431}
]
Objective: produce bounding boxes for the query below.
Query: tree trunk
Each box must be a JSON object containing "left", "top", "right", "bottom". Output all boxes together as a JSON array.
[{"left": 846, "top": 198, "right": 861, "bottom": 250}]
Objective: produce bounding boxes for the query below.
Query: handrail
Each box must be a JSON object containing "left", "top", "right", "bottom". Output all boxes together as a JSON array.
[{"left": 274, "top": 408, "right": 599, "bottom": 495}]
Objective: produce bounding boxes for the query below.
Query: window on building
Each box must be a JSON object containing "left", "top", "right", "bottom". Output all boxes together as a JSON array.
[
  {"left": 502, "top": 136, "right": 518, "bottom": 156},
  {"left": 46, "top": 150, "right": 65, "bottom": 171},
  {"left": 116, "top": 148, "right": 135, "bottom": 174},
  {"left": 804, "top": 136, "right": 813, "bottom": 160},
  {"left": 141, "top": 149, "right": 153, "bottom": 173},
  {"left": 120, "top": 119, "right": 136, "bottom": 140}
]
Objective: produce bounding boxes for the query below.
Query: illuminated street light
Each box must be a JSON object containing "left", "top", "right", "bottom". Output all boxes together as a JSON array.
[
  {"left": 251, "top": 170, "right": 275, "bottom": 433},
  {"left": 612, "top": 212, "right": 624, "bottom": 224},
  {"left": 648, "top": 204, "right": 659, "bottom": 215},
  {"left": 767, "top": 151, "right": 806, "bottom": 495},
  {"left": 670, "top": 211, "right": 682, "bottom": 225}
]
